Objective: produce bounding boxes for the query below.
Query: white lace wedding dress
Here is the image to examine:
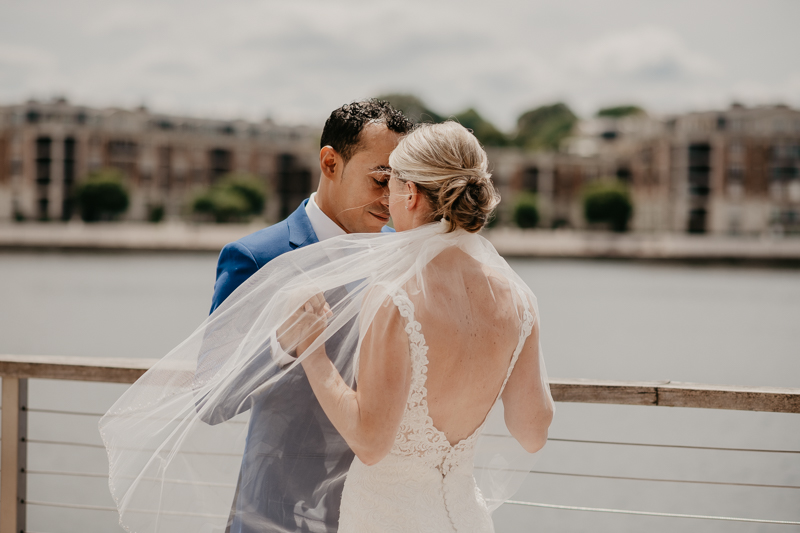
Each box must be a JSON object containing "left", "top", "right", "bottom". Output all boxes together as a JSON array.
[{"left": 338, "top": 288, "right": 533, "bottom": 533}]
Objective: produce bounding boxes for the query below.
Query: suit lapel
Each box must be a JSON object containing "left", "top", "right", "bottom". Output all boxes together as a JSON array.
[{"left": 287, "top": 199, "right": 319, "bottom": 249}]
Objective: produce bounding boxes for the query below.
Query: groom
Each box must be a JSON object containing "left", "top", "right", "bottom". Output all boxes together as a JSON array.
[{"left": 208, "top": 100, "right": 412, "bottom": 533}]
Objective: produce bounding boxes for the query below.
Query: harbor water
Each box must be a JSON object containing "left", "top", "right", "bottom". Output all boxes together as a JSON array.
[{"left": 1, "top": 251, "right": 798, "bottom": 532}]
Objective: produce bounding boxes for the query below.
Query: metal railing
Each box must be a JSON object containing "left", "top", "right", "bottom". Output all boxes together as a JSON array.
[{"left": 1, "top": 354, "right": 799, "bottom": 533}]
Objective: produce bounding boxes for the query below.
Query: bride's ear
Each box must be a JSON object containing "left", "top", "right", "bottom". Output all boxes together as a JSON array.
[{"left": 406, "top": 182, "right": 420, "bottom": 210}]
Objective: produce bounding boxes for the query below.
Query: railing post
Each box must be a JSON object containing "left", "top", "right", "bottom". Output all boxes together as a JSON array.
[{"left": 1, "top": 377, "right": 27, "bottom": 533}]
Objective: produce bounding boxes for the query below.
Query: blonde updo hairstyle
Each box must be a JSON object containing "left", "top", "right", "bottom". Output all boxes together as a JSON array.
[{"left": 389, "top": 121, "right": 500, "bottom": 233}]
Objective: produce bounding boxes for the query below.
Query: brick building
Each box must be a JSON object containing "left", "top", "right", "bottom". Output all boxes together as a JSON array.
[
  {"left": 0, "top": 99, "right": 319, "bottom": 222},
  {"left": 493, "top": 104, "right": 800, "bottom": 234}
]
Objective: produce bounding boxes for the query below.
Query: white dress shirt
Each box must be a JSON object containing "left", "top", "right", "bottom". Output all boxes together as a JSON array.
[{"left": 305, "top": 192, "right": 346, "bottom": 242}]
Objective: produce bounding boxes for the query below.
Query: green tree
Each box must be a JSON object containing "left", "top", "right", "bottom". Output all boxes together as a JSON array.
[
  {"left": 376, "top": 93, "right": 444, "bottom": 124},
  {"left": 453, "top": 108, "right": 509, "bottom": 147},
  {"left": 513, "top": 193, "right": 540, "bottom": 229},
  {"left": 192, "top": 173, "right": 266, "bottom": 223},
  {"left": 583, "top": 179, "right": 633, "bottom": 232},
  {"left": 224, "top": 174, "right": 266, "bottom": 214},
  {"left": 596, "top": 105, "right": 646, "bottom": 118},
  {"left": 75, "top": 168, "right": 130, "bottom": 222},
  {"left": 514, "top": 103, "right": 577, "bottom": 151}
]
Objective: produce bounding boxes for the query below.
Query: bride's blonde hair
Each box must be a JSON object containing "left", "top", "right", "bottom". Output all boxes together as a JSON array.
[{"left": 389, "top": 121, "right": 500, "bottom": 233}]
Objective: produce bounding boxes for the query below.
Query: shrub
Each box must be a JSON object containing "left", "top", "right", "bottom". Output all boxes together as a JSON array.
[
  {"left": 191, "top": 173, "right": 266, "bottom": 223},
  {"left": 484, "top": 208, "right": 500, "bottom": 229},
  {"left": 75, "top": 169, "right": 130, "bottom": 222},
  {"left": 148, "top": 204, "right": 165, "bottom": 223},
  {"left": 224, "top": 175, "right": 266, "bottom": 214},
  {"left": 513, "top": 193, "right": 540, "bottom": 229},
  {"left": 583, "top": 179, "right": 633, "bottom": 232}
]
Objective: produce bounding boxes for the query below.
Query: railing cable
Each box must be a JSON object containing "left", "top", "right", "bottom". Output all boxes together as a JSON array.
[
  {"left": 26, "top": 469, "right": 235, "bottom": 488},
  {"left": 547, "top": 437, "right": 800, "bottom": 454},
  {"left": 482, "top": 433, "right": 800, "bottom": 454},
  {"left": 26, "top": 407, "right": 248, "bottom": 424},
  {"left": 26, "top": 439, "right": 105, "bottom": 449},
  {"left": 28, "top": 407, "right": 107, "bottom": 417},
  {"left": 530, "top": 470, "right": 800, "bottom": 490},
  {"left": 27, "top": 469, "right": 106, "bottom": 479},
  {"left": 26, "top": 438, "right": 242, "bottom": 457},
  {"left": 25, "top": 467, "right": 799, "bottom": 492},
  {"left": 26, "top": 500, "right": 227, "bottom": 519},
  {"left": 504, "top": 500, "right": 800, "bottom": 525}
]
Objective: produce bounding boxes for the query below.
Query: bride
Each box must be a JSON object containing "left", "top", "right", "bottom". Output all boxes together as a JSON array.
[{"left": 100, "top": 122, "right": 553, "bottom": 533}]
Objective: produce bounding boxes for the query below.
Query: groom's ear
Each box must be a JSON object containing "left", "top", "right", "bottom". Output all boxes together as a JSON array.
[{"left": 320, "top": 146, "right": 341, "bottom": 181}]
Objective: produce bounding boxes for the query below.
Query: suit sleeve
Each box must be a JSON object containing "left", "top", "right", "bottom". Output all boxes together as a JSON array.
[
  {"left": 199, "top": 240, "right": 290, "bottom": 424},
  {"left": 210, "top": 241, "right": 260, "bottom": 314}
]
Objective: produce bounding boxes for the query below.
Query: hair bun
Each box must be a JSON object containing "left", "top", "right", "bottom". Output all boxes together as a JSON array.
[
  {"left": 389, "top": 121, "right": 501, "bottom": 233},
  {"left": 438, "top": 172, "right": 500, "bottom": 233}
]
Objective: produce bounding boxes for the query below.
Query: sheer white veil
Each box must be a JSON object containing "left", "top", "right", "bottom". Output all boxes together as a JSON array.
[{"left": 99, "top": 220, "right": 551, "bottom": 533}]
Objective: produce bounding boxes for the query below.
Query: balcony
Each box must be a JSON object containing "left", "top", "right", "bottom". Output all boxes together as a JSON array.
[{"left": 1, "top": 355, "right": 797, "bottom": 532}]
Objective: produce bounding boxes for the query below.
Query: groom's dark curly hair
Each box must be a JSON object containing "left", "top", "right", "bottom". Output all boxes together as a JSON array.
[{"left": 321, "top": 99, "right": 413, "bottom": 163}]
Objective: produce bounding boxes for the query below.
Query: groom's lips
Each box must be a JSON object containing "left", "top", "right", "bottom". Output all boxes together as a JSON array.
[{"left": 370, "top": 212, "right": 390, "bottom": 223}]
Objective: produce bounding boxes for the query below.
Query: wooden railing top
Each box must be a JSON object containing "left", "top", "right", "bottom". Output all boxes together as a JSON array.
[
  {"left": 0, "top": 354, "right": 159, "bottom": 384},
  {"left": 1, "top": 354, "right": 798, "bottom": 414}
]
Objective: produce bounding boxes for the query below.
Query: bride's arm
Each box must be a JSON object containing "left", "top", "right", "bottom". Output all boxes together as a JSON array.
[
  {"left": 502, "top": 318, "right": 555, "bottom": 453},
  {"left": 298, "top": 298, "right": 411, "bottom": 466}
]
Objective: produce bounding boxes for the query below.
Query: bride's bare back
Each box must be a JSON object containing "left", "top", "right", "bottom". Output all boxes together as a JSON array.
[{"left": 408, "top": 247, "right": 522, "bottom": 445}]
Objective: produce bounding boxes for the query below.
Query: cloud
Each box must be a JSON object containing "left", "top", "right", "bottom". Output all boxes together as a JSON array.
[
  {"left": 0, "top": 1, "right": 798, "bottom": 128},
  {"left": 566, "top": 26, "right": 720, "bottom": 82},
  {"left": 0, "top": 44, "right": 54, "bottom": 69},
  {"left": 0, "top": 44, "right": 57, "bottom": 94}
]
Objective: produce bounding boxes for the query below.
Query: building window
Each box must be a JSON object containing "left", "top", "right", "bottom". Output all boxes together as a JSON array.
[
  {"left": 158, "top": 146, "right": 172, "bottom": 191},
  {"left": 107, "top": 140, "right": 138, "bottom": 180},
  {"left": 0, "top": 137, "right": 7, "bottom": 185},
  {"left": 208, "top": 148, "right": 232, "bottom": 182},
  {"left": 688, "top": 208, "right": 707, "bottom": 234},
  {"left": 521, "top": 167, "right": 538, "bottom": 192},
  {"left": 727, "top": 164, "right": 744, "bottom": 183},
  {"left": 616, "top": 167, "right": 632, "bottom": 183},
  {"left": 277, "top": 153, "right": 312, "bottom": 219},
  {"left": 63, "top": 137, "right": 77, "bottom": 220},
  {"left": 35, "top": 137, "right": 52, "bottom": 185},
  {"left": 688, "top": 143, "right": 711, "bottom": 196}
]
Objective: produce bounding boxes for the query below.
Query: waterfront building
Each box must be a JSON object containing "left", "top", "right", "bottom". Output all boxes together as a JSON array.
[
  {"left": 3, "top": 99, "right": 799, "bottom": 235},
  {"left": 0, "top": 98, "right": 319, "bottom": 222},
  {"left": 494, "top": 104, "right": 800, "bottom": 234}
]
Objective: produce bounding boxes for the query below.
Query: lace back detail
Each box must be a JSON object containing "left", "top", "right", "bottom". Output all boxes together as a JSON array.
[
  {"left": 340, "top": 286, "right": 536, "bottom": 533},
  {"left": 387, "top": 287, "right": 535, "bottom": 480}
]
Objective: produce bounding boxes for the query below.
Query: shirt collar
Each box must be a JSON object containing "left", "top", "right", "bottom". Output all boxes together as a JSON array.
[{"left": 305, "top": 193, "right": 346, "bottom": 242}]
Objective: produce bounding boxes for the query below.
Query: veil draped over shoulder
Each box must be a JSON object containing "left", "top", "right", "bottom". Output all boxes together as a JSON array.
[{"left": 99, "top": 220, "right": 552, "bottom": 533}]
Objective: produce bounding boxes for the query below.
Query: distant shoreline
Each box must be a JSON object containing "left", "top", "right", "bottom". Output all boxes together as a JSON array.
[{"left": 2, "top": 222, "right": 800, "bottom": 266}]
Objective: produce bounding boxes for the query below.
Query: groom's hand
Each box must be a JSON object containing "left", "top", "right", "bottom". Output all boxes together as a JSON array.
[{"left": 277, "top": 293, "right": 332, "bottom": 357}]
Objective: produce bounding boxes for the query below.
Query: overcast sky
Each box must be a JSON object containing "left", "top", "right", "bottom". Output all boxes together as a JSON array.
[{"left": 1, "top": 0, "right": 798, "bottom": 130}]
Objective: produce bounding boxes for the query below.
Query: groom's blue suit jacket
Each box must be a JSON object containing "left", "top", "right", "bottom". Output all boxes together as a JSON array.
[{"left": 207, "top": 199, "right": 391, "bottom": 533}]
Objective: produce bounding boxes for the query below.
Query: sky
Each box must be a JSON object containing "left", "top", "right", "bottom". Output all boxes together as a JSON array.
[{"left": 1, "top": 0, "right": 798, "bottom": 130}]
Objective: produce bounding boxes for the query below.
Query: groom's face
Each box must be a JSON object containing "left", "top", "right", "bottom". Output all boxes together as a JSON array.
[{"left": 332, "top": 123, "right": 401, "bottom": 233}]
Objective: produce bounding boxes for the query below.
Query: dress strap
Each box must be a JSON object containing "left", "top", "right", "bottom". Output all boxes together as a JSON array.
[
  {"left": 496, "top": 286, "right": 535, "bottom": 399},
  {"left": 389, "top": 288, "right": 430, "bottom": 393}
]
